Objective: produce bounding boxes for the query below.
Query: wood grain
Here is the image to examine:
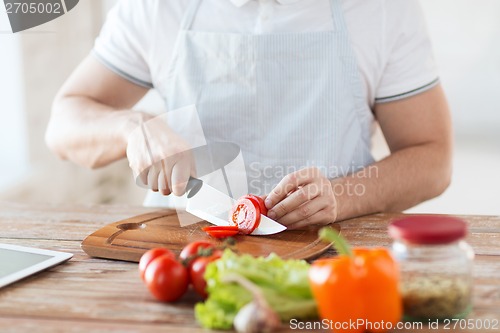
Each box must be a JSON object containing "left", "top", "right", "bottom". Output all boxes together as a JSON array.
[
  {"left": 0, "top": 202, "right": 499, "bottom": 332},
  {"left": 81, "top": 209, "right": 337, "bottom": 261}
]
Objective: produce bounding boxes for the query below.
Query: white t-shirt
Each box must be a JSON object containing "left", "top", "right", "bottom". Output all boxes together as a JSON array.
[{"left": 93, "top": 0, "right": 438, "bottom": 108}]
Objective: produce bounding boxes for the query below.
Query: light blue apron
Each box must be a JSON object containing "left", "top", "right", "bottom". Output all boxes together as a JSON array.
[{"left": 145, "top": 0, "right": 374, "bottom": 206}]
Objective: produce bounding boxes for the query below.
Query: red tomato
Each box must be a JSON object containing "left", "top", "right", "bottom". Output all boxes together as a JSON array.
[
  {"left": 245, "top": 194, "right": 268, "bottom": 216},
  {"left": 144, "top": 255, "right": 189, "bottom": 302},
  {"left": 179, "top": 241, "right": 215, "bottom": 269},
  {"left": 190, "top": 251, "right": 222, "bottom": 298},
  {"left": 138, "top": 248, "right": 175, "bottom": 281},
  {"left": 202, "top": 226, "right": 239, "bottom": 238},
  {"left": 231, "top": 197, "right": 261, "bottom": 234}
]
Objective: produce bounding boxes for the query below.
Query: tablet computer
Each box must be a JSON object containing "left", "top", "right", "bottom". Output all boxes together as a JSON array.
[{"left": 0, "top": 243, "right": 73, "bottom": 288}]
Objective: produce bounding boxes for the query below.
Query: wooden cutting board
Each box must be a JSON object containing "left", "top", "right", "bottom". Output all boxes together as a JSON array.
[{"left": 81, "top": 209, "right": 338, "bottom": 262}]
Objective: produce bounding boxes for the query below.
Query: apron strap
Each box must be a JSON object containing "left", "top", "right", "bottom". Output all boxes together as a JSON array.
[
  {"left": 329, "top": 0, "right": 347, "bottom": 32},
  {"left": 180, "top": 0, "right": 203, "bottom": 30}
]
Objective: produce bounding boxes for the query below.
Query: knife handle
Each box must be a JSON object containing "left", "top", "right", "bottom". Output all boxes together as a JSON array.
[{"left": 186, "top": 177, "right": 203, "bottom": 198}]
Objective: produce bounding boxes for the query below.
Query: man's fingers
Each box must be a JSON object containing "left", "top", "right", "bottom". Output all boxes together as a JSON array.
[
  {"left": 268, "top": 183, "right": 321, "bottom": 220},
  {"left": 265, "top": 170, "right": 314, "bottom": 210},
  {"left": 170, "top": 154, "right": 192, "bottom": 196},
  {"left": 143, "top": 154, "right": 192, "bottom": 196},
  {"left": 147, "top": 164, "right": 161, "bottom": 192},
  {"left": 158, "top": 165, "right": 171, "bottom": 196},
  {"left": 277, "top": 195, "right": 329, "bottom": 226},
  {"left": 286, "top": 209, "right": 333, "bottom": 230},
  {"left": 138, "top": 169, "right": 149, "bottom": 186}
]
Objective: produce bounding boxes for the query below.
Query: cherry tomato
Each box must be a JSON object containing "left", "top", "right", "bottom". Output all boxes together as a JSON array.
[
  {"left": 179, "top": 241, "right": 216, "bottom": 284},
  {"left": 231, "top": 197, "right": 261, "bottom": 234},
  {"left": 144, "top": 255, "right": 189, "bottom": 302},
  {"left": 203, "top": 225, "right": 239, "bottom": 238},
  {"left": 179, "top": 241, "right": 215, "bottom": 270},
  {"left": 190, "top": 250, "right": 222, "bottom": 298},
  {"left": 245, "top": 194, "right": 268, "bottom": 216},
  {"left": 138, "top": 248, "right": 175, "bottom": 281}
]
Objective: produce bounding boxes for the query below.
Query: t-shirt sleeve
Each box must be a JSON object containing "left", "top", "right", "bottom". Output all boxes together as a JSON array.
[
  {"left": 375, "top": 0, "right": 439, "bottom": 103},
  {"left": 92, "top": 0, "right": 154, "bottom": 88}
]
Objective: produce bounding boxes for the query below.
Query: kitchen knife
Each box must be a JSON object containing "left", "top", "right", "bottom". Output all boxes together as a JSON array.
[{"left": 185, "top": 178, "right": 287, "bottom": 235}]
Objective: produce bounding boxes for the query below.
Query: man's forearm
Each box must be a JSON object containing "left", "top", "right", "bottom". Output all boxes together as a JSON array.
[
  {"left": 46, "top": 96, "right": 150, "bottom": 169},
  {"left": 332, "top": 143, "right": 452, "bottom": 221}
]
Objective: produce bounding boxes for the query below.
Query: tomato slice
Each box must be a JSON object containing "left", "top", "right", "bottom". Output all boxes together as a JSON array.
[
  {"left": 202, "top": 226, "right": 239, "bottom": 231},
  {"left": 202, "top": 226, "right": 239, "bottom": 238},
  {"left": 244, "top": 194, "right": 268, "bottom": 216},
  {"left": 231, "top": 197, "right": 261, "bottom": 235}
]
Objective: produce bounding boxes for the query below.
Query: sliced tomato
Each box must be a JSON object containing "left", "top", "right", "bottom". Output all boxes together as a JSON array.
[
  {"left": 202, "top": 226, "right": 239, "bottom": 231},
  {"left": 202, "top": 226, "right": 239, "bottom": 238},
  {"left": 244, "top": 194, "right": 268, "bottom": 216},
  {"left": 231, "top": 197, "right": 261, "bottom": 235},
  {"left": 206, "top": 230, "right": 239, "bottom": 238}
]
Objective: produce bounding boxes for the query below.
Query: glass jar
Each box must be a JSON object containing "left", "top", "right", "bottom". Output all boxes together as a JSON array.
[{"left": 389, "top": 215, "right": 474, "bottom": 321}]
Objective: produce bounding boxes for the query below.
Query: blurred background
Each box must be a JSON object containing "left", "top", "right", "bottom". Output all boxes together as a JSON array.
[{"left": 1, "top": 0, "right": 499, "bottom": 215}]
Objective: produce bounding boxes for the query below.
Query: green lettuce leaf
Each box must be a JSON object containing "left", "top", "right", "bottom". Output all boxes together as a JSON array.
[{"left": 195, "top": 250, "right": 317, "bottom": 329}]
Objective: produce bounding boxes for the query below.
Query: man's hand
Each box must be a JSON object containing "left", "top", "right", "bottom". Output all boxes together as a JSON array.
[
  {"left": 126, "top": 117, "right": 195, "bottom": 196},
  {"left": 266, "top": 85, "right": 452, "bottom": 225},
  {"left": 264, "top": 167, "right": 338, "bottom": 229}
]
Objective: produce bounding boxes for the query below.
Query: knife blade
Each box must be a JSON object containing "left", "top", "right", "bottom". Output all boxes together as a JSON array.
[{"left": 185, "top": 178, "right": 287, "bottom": 235}]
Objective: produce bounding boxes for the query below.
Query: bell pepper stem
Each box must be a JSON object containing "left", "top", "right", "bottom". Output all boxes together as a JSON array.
[{"left": 319, "top": 227, "right": 353, "bottom": 257}]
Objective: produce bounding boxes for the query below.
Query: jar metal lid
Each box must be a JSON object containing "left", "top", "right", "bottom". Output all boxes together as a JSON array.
[{"left": 389, "top": 215, "right": 467, "bottom": 245}]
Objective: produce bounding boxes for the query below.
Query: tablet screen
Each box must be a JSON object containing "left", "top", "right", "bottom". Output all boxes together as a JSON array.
[
  {"left": 0, "top": 248, "right": 53, "bottom": 278},
  {"left": 0, "top": 244, "right": 73, "bottom": 288}
]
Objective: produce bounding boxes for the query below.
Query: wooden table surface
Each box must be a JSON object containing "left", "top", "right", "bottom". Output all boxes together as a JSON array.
[{"left": 0, "top": 202, "right": 499, "bottom": 333}]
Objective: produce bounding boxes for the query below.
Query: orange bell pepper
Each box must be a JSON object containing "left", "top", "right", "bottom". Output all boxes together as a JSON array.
[{"left": 309, "top": 228, "right": 402, "bottom": 333}]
